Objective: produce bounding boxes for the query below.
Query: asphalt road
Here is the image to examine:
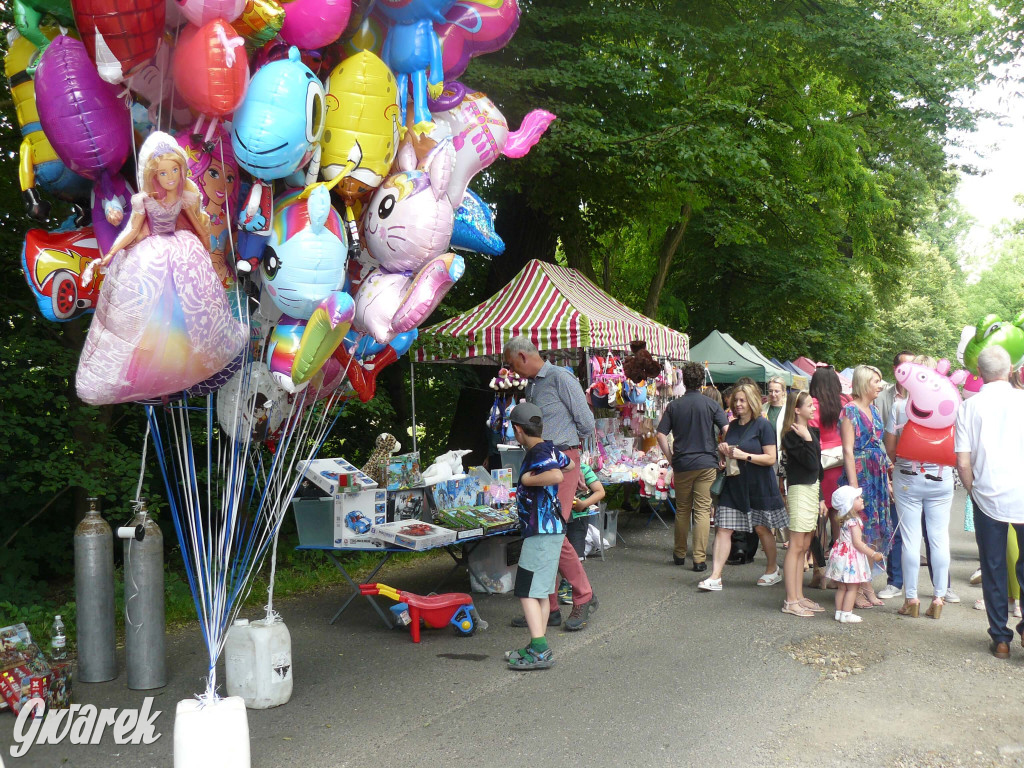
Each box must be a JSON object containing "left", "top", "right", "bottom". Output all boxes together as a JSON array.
[{"left": 6, "top": 488, "right": 1024, "bottom": 768}]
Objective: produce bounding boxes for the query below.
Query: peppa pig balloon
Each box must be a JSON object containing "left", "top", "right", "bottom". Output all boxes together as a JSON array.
[
  {"left": 894, "top": 360, "right": 961, "bottom": 430},
  {"left": 894, "top": 359, "right": 962, "bottom": 466},
  {"left": 279, "top": 0, "right": 352, "bottom": 49},
  {"left": 35, "top": 35, "right": 133, "bottom": 180},
  {"left": 427, "top": 83, "right": 555, "bottom": 207},
  {"left": 71, "top": 0, "right": 166, "bottom": 83}
]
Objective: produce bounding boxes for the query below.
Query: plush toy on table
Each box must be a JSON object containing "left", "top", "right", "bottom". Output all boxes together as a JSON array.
[
  {"left": 361, "top": 432, "right": 401, "bottom": 487},
  {"left": 76, "top": 131, "right": 247, "bottom": 406}
]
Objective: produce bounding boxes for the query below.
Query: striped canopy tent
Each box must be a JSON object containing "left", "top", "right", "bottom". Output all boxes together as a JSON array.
[{"left": 415, "top": 260, "right": 689, "bottom": 363}]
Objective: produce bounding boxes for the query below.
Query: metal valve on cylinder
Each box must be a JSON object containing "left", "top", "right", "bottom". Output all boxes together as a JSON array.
[
  {"left": 125, "top": 498, "right": 166, "bottom": 690},
  {"left": 74, "top": 497, "right": 117, "bottom": 682}
]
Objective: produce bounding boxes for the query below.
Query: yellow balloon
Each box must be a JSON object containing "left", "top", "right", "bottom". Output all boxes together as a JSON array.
[{"left": 321, "top": 51, "right": 400, "bottom": 203}]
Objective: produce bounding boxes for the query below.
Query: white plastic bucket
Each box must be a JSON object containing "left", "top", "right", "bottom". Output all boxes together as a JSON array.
[
  {"left": 174, "top": 696, "right": 250, "bottom": 768},
  {"left": 224, "top": 617, "right": 294, "bottom": 709}
]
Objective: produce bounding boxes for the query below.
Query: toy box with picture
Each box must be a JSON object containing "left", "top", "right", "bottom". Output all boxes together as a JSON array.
[
  {"left": 430, "top": 473, "right": 485, "bottom": 510},
  {"left": 369, "top": 520, "right": 458, "bottom": 550},
  {"left": 388, "top": 487, "right": 431, "bottom": 523},
  {"left": 333, "top": 489, "right": 389, "bottom": 549},
  {"left": 487, "top": 468, "right": 513, "bottom": 506},
  {"left": 387, "top": 452, "right": 422, "bottom": 491},
  {"left": 298, "top": 457, "right": 377, "bottom": 495}
]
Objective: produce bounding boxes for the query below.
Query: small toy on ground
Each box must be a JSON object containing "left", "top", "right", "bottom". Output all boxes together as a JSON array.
[{"left": 359, "top": 582, "right": 486, "bottom": 643}]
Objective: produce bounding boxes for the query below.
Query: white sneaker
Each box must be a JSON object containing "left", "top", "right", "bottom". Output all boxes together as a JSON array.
[
  {"left": 969, "top": 568, "right": 983, "bottom": 585},
  {"left": 944, "top": 588, "right": 960, "bottom": 604},
  {"left": 877, "top": 584, "right": 903, "bottom": 599},
  {"left": 839, "top": 612, "right": 863, "bottom": 623},
  {"left": 698, "top": 577, "right": 723, "bottom": 592}
]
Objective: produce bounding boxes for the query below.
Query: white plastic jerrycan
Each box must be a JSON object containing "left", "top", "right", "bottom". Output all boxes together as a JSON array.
[{"left": 224, "top": 616, "right": 293, "bottom": 709}]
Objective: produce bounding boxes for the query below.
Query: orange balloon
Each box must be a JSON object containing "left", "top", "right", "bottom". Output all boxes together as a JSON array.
[{"left": 172, "top": 20, "right": 250, "bottom": 117}]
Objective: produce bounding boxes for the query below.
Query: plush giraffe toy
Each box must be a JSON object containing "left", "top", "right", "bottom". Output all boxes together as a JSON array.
[{"left": 361, "top": 432, "right": 401, "bottom": 487}]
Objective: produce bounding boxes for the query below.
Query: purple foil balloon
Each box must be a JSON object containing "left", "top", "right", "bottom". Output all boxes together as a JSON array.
[{"left": 35, "top": 36, "right": 132, "bottom": 181}]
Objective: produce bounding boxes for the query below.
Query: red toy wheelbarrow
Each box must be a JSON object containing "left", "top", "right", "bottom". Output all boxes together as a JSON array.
[{"left": 358, "top": 583, "right": 487, "bottom": 643}]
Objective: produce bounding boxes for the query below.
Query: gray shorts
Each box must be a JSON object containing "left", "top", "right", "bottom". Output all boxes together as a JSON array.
[{"left": 514, "top": 534, "right": 564, "bottom": 599}]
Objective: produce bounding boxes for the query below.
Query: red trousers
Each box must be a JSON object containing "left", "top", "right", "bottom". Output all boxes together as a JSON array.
[{"left": 548, "top": 449, "right": 593, "bottom": 609}]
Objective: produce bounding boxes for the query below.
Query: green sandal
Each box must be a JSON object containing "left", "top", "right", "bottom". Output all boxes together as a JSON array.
[{"left": 505, "top": 646, "right": 555, "bottom": 670}]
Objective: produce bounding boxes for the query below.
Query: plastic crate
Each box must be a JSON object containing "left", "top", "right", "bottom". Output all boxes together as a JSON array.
[{"left": 292, "top": 498, "right": 334, "bottom": 547}]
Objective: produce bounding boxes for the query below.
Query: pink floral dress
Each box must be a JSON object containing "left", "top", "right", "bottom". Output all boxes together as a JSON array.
[{"left": 824, "top": 517, "right": 872, "bottom": 583}]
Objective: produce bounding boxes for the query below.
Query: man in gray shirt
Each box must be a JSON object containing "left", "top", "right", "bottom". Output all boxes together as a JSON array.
[{"left": 504, "top": 336, "right": 598, "bottom": 631}]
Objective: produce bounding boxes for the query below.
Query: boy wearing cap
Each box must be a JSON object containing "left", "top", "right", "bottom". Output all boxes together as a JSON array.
[{"left": 505, "top": 402, "right": 573, "bottom": 670}]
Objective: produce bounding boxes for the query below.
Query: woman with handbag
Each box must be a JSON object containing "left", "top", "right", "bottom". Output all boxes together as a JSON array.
[
  {"left": 808, "top": 366, "right": 845, "bottom": 588},
  {"left": 838, "top": 364, "right": 892, "bottom": 607},
  {"left": 698, "top": 382, "right": 788, "bottom": 591},
  {"left": 780, "top": 391, "right": 828, "bottom": 616}
]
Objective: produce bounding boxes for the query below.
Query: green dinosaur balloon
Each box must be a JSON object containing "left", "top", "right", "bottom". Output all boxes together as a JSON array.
[
  {"left": 13, "top": 0, "right": 74, "bottom": 55},
  {"left": 963, "top": 311, "right": 1024, "bottom": 374}
]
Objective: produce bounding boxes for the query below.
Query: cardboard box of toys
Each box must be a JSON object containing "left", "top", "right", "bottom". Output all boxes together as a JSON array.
[
  {"left": 0, "top": 623, "right": 57, "bottom": 715},
  {"left": 333, "top": 489, "right": 388, "bottom": 549},
  {"left": 369, "top": 520, "right": 458, "bottom": 551},
  {"left": 298, "top": 458, "right": 377, "bottom": 496},
  {"left": 386, "top": 452, "right": 422, "bottom": 491},
  {"left": 387, "top": 487, "right": 431, "bottom": 523}
]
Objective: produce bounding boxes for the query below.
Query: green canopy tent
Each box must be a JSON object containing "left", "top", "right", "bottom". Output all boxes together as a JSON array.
[
  {"left": 689, "top": 330, "right": 795, "bottom": 385},
  {"left": 742, "top": 342, "right": 807, "bottom": 389}
]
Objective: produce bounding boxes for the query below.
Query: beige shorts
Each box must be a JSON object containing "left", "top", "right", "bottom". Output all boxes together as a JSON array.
[{"left": 787, "top": 483, "right": 820, "bottom": 533}]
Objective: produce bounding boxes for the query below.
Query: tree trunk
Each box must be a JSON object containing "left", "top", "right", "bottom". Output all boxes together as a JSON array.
[
  {"left": 644, "top": 203, "right": 692, "bottom": 318},
  {"left": 487, "top": 192, "right": 558, "bottom": 295}
]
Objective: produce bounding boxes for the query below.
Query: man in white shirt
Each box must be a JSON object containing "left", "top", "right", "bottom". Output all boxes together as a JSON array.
[{"left": 955, "top": 346, "right": 1024, "bottom": 659}]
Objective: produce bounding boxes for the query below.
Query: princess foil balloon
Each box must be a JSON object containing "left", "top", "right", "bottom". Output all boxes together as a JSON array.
[{"left": 76, "top": 131, "right": 247, "bottom": 405}]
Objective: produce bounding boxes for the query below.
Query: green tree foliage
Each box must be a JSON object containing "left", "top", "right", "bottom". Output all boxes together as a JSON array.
[{"left": 468, "top": 0, "right": 1005, "bottom": 365}]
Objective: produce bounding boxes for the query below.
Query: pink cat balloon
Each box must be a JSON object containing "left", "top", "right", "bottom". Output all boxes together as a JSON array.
[
  {"left": 355, "top": 139, "right": 464, "bottom": 343},
  {"left": 894, "top": 360, "right": 962, "bottom": 430},
  {"left": 428, "top": 82, "right": 555, "bottom": 207}
]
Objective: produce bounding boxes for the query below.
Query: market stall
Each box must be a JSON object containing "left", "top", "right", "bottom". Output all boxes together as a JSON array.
[{"left": 415, "top": 259, "right": 691, "bottom": 532}]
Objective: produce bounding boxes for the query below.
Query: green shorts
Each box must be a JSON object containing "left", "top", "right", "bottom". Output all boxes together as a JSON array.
[{"left": 514, "top": 534, "right": 564, "bottom": 599}]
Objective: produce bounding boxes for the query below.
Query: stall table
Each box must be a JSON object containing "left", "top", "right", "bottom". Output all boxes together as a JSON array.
[{"left": 298, "top": 530, "right": 518, "bottom": 628}]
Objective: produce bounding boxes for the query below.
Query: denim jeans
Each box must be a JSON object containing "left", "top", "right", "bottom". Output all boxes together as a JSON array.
[
  {"left": 893, "top": 472, "right": 953, "bottom": 600},
  {"left": 886, "top": 501, "right": 903, "bottom": 588},
  {"left": 973, "top": 498, "right": 1024, "bottom": 645}
]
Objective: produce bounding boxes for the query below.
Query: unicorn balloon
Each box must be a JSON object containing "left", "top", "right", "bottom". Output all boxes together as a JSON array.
[
  {"left": 354, "top": 139, "right": 464, "bottom": 344},
  {"left": 262, "top": 186, "right": 354, "bottom": 391},
  {"left": 427, "top": 82, "right": 555, "bottom": 207}
]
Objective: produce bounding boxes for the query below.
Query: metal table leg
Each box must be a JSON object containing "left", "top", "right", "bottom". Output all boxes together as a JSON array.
[{"left": 326, "top": 551, "right": 394, "bottom": 627}]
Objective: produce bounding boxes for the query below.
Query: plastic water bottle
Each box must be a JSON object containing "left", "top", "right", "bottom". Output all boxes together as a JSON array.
[{"left": 51, "top": 615, "right": 67, "bottom": 661}]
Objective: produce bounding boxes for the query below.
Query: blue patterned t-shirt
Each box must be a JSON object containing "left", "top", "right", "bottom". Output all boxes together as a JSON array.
[{"left": 516, "top": 440, "right": 569, "bottom": 537}]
